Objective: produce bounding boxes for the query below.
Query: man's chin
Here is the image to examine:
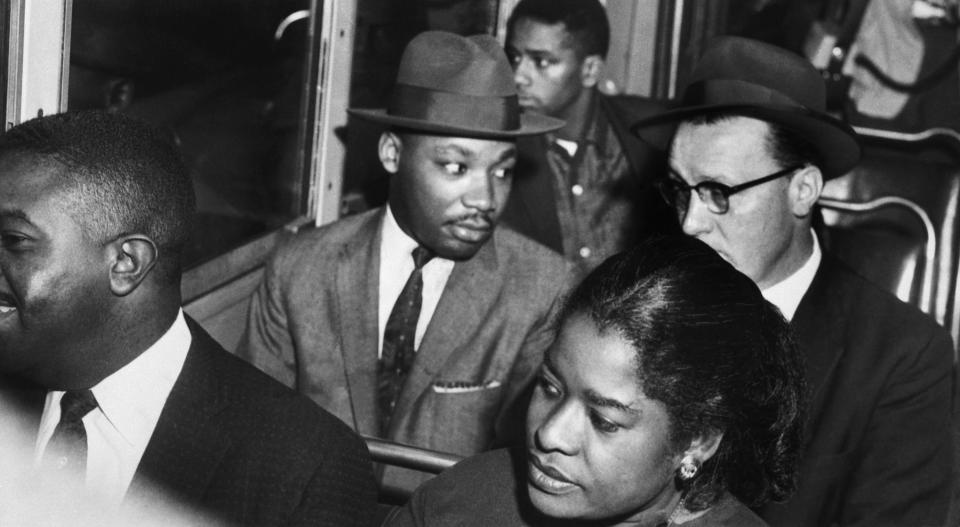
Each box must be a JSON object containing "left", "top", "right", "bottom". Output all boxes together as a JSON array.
[{"left": 435, "top": 238, "right": 489, "bottom": 261}]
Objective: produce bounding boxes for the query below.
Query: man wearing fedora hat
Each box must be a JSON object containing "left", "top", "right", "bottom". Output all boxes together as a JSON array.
[
  {"left": 499, "top": 0, "right": 677, "bottom": 275},
  {"left": 238, "top": 30, "right": 572, "bottom": 495},
  {"left": 633, "top": 36, "right": 954, "bottom": 527}
]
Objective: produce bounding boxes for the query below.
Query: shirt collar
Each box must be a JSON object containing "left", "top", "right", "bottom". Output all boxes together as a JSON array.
[
  {"left": 761, "top": 231, "right": 822, "bottom": 322},
  {"left": 86, "top": 309, "right": 191, "bottom": 447},
  {"left": 381, "top": 205, "right": 420, "bottom": 262}
]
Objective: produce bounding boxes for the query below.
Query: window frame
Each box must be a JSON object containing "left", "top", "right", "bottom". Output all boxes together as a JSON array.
[{"left": 5, "top": 0, "right": 71, "bottom": 127}]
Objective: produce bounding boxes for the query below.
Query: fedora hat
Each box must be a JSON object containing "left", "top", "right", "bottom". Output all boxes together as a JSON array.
[
  {"left": 349, "top": 30, "right": 562, "bottom": 139},
  {"left": 631, "top": 36, "right": 860, "bottom": 179}
]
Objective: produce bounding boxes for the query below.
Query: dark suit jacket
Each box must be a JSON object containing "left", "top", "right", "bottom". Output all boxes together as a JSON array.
[
  {"left": 501, "top": 91, "right": 677, "bottom": 260},
  {"left": 0, "top": 320, "right": 378, "bottom": 527},
  {"left": 760, "top": 256, "right": 954, "bottom": 527},
  {"left": 237, "top": 208, "right": 574, "bottom": 494}
]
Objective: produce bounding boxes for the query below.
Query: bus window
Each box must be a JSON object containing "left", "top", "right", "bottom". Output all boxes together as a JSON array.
[
  {"left": 674, "top": 0, "right": 960, "bottom": 134},
  {"left": 67, "top": 1, "right": 313, "bottom": 268},
  {"left": 344, "top": 0, "right": 504, "bottom": 212}
]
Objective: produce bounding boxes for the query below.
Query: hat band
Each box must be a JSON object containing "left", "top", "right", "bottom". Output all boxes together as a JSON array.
[
  {"left": 388, "top": 84, "right": 521, "bottom": 131},
  {"left": 683, "top": 79, "right": 804, "bottom": 109}
]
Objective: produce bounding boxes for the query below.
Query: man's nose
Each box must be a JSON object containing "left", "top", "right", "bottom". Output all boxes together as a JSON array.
[
  {"left": 681, "top": 192, "right": 712, "bottom": 237},
  {"left": 513, "top": 57, "right": 531, "bottom": 87},
  {"left": 463, "top": 174, "right": 497, "bottom": 213}
]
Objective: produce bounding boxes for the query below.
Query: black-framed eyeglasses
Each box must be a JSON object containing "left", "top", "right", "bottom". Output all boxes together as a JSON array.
[{"left": 656, "top": 164, "right": 805, "bottom": 215}]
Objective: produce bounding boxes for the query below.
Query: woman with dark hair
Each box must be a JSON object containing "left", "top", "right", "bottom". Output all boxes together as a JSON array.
[{"left": 386, "top": 235, "right": 806, "bottom": 526}]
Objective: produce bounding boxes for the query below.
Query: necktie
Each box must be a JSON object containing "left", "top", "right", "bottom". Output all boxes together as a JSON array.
[
  {"left": 43, "top": 390, "right": 98, "bottom": 476},
  {"left": 378, "top": 246, "right": 434, "bottom": 435}
]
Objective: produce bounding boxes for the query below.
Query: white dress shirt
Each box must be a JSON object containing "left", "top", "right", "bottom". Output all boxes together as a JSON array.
[
  {"left": 761, "top": 230, "right": 822, "bottom": 322},
  {"left": 34, "top": 309, "right": 191, "bottom": 506},
  {"left": 555, "top": 138, "right": 578, "bottom": 157},
  {"left": 378, "top": 206, "right": 455, "bottom": 358}
]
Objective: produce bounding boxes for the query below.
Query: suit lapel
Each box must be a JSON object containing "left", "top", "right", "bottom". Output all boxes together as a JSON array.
[
  {"left": 334, "top": 211, "right": 382, "bottom": 437},
  {"left": 791, "top": 256, "right": 849, "bottom": 404},
  {"left": 128, "top": 323, "right": 230, "bottom": 505},
  {"left": 391, "top": 235, "right": 501, "bottom": 424}
]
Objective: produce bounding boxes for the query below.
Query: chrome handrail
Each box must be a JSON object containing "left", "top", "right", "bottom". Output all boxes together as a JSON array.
[
  {"left": 274, "top": 9, "right": 310, "bottom": 42},
  {"left": 853, "top": 126, "right": 960, "bottom": 149},
  {"left": 818, "top": 196, "right": 938, "bottom": 324},
  {"left": 364, "top": 436, "right": 462, "bottom": 475}
]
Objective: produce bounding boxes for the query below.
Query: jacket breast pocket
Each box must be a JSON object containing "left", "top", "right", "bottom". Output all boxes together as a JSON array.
[{"left": 424, "top": 380, "right": 506, "bottom": 453}]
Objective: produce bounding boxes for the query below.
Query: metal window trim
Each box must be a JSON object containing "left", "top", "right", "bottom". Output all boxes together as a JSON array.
[
  {"left": 8, "top": 0, "right": 71, "bottom": 126},
  {"left": 4, "top": 0, "right": 24, "bottom": 130},
  {"left": 307, "top": 0, "right": 356, "bottom": 227}
]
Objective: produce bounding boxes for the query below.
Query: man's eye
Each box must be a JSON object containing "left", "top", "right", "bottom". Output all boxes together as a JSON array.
[
  {"left": 535, "top": 57, "right": 553, "bottom": 69},
  {"left": 1, "top": 234, "right": 26, "bottom": 247},
  {"left": 704, "top": 184, "right": 729, "bottom": 201},
  {"left": 441, "top": 162, "right": 467, "bottom": 176}
]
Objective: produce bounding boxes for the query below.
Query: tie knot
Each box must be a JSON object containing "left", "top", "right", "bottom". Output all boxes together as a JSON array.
[
  {"left": 412, "top": 246, "right": 434, "bottom": 269},
  {"left": 60, "top": 390, "right": 98, "bottom": 422}
]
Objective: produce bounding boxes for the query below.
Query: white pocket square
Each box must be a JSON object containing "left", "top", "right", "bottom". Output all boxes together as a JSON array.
[{"left": 431, "top": 380, "right": 502, "bottom": 394}]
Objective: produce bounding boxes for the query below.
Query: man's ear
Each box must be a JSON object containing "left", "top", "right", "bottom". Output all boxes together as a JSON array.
[
  {"left": 106, "top": 235, "right": 158, "bottom": 296},
  {"left": 789, "top": 165, "right": 824, "bottom": 217},
  {"left": 378, "top": 131, "right": 403, "bottom": 174},
  {"left": 580, "top": 55, "right": 604, "bottom": 88}
]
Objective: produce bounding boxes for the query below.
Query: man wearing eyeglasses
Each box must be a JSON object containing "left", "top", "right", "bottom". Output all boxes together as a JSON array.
[{"left": 634, "top": 37, "right": 954, "bottom": 527}]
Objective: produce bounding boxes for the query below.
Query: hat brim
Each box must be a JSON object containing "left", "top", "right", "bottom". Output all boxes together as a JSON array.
[
  {"left": 348, "top": 108, "right": 563, "bottom": 139},
  {"left": 631, "top": 104, "right": 861, "bottom": 179}
]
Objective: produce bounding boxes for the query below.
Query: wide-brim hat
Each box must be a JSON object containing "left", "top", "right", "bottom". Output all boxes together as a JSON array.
[
  {"left": 349, "top": 30, "right": 563, "bottom": 139},
  {"left": 631, "top": 36, "right": 861, "bottom": 179}
]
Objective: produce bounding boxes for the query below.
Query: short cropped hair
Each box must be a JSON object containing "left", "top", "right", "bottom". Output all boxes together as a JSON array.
[
  {"left": 562, "top": 235, "right": 806, "bottom": 511},
  {"left": 0, "top": 110, "right": 195, "bottom": 284},
  {"left": 507, "top": 0, "right": 610, "bottom": 58}
]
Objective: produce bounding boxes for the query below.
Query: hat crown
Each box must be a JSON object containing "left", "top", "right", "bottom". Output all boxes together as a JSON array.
[
  {"left": 396, "top": 31, "right": 517, "bottom": 97},
  {"left": 631, "top": 36, "right": 861, "bottom": 179},
  {"left": 686, "top": 36, "right": 826, "bottom": 112},
  {"left": 346, "top": 30, "right": 564, "bottom": 138}
]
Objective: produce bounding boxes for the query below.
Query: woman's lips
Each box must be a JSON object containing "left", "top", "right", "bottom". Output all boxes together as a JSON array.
[{"left": 528, "top": 455, "right": 577, "bottom": 494}]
